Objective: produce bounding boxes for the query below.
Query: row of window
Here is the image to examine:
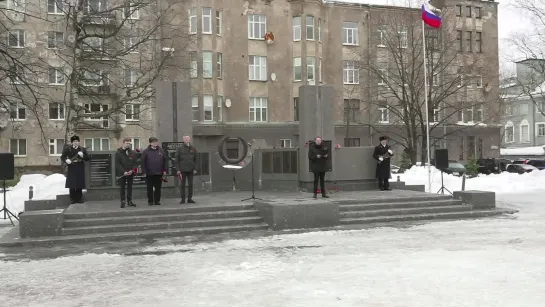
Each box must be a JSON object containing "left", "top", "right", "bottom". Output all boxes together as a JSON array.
[
  {"left": 504, "top": 102, "right": 545, "bottom": 116},
  {"left": 456, "top": 30, "right": 483, "bottom": 53},
  {"left": 504, "top": 121, "right": 545, "bottom": 144},
  {"left": 8, "top": 137, "right": 140, "bottom": 157},
  {"left": 188, "top": 7, "right": 222, "bottom": 36},
  {"left": 455, "top": 5, "right": 483, "bottom": 19},
  {"left": 46, "top": 0, "right": 140, "bottom": 19}
]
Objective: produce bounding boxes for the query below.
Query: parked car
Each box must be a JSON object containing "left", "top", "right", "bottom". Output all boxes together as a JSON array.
[
  {"left": 477, "top": 158, "right": 510, "bottom": 174},
  {"left": 523, "top": 159, "right": 545, "bottom": 170},
  {"left": 443, "top": 160, "right": 467, "bottom": 176},
  {"left": 506, "top": 164, "right": 538, "bottom": 174},
  {"left": 390, "top": 165, "right": 406, "bottom": 174}
]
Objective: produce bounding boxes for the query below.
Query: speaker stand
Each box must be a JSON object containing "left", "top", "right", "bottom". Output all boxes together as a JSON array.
[
  {"left": 436, "top": 171, "right": 452, "bottom": 195},
  {"left": 0, "top": 180, "right": 18, "bottom": 226},
  {"left": 241, "top": 145, "right": 263, "bottom": 202}
]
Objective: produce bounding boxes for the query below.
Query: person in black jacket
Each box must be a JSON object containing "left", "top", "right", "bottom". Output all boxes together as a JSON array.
[
  {"left": 308, "top": 136, "right": 329, "bottom": 199},
  {"left": 372, "top": 136, "right": 394, "bottom": 191},
  {"left": 60, "top": 135, "right": 90, "bottom": 204},
  {"left": 115, "top": 138, "right": 137, "bottom": 208},
  {"left": 141, "top": 137, "right": 168, "bottom": 206},
  {"left": 175, "top": 135, "right": 198, "bottom": 204}
]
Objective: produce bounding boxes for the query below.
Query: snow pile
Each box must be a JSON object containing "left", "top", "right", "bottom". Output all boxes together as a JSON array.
[
  {"left": 3, "top": 174, "right": 67, "bottom": 215},
  {"left": 400, "top": 165, "right": 545, "bottom": 194},
  {"left": 500, "top": 146, "right": 545, "bottom": 156}
]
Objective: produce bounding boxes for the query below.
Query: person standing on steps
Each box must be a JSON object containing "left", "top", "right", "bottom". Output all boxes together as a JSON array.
[
  {"left": 308, "top": 136, "right": 329, "bottom": 199},
  {"left": 373, "top": 136, "right": 394, "bottom": 191},
  {"left": 175, "top": 135, "right": 198, "bottom": 204},
  {"left": 115, "top": 138, "right": 137, "bottom": 208},
  {"left": 141, "top": 137, "right": 167, "bottom": 206},
  {"left": 61, "top": 135, "right": 90, "bottom": 204}
]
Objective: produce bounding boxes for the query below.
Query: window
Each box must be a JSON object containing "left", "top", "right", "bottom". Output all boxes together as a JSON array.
[
  {"left": 504, "top": 122, "right": 514, "bottom": 143},
  {"left": 294, "top": 97, "right": 299, "bottom": 121},
  {"left": 192, "top": 96, "right": 199, "bottom": 121},
  {"left": 344, "top": 138, "right": 360, "bottom": 147},
  {"left": 520, "top": 120, "right": 530, "bottom": 143},
  {"left": 49, "top": 66, "right": 65, "bottom": 85},
  {"left": 49, "top": 139, "right": 65, "bottom": 156},
  {"left": 466, "top": 31, "right": 472, "bottom": 52},
  {"left": 465, "top": 6, "right": 472, "bottom": 17},
  {"left": 197, "top": 152, "right": 210, "bottom": 175},
  {"left": 293, "top": 16, "right": 301, "bottom": 41},
  {"left": 343, "top": 22, "right": 358, "bottom": 45},
  {"left": 318, "top": 18, "right": 322, "bottom": 42},
  {"left": 125, "top": 104, "right": 140, "bottom": 121},
  {"left": 457, "top": 67, "right": 464, "bottom": 87},
  {"left": 474, "top": 107, "right": 483, "bottom": 122},
  {"left": 249, "top": 55, "right": 267, "bottom": 81},
  {"left": 319, "top": 58, "right": 322, "bottom": 83},
  {"left": 203, "top": 95, "right": 213, "bottom": 121},
  {"left": 249, "top": 97, "right": 267, "bottom": 122},
  {"left": 458, "top": 107, "right": 474, "bottom": 123},
  {"left": 262, "top": 151, "right": 298, "bottom": 174},
  {"left": 398, "top": 26, "right": 408, "bottom": 48},
  {"left": 83, "top": 37, "right": 103, "bottom": 51},
  {"left": 189, "top": 8, "right": 197, "bottom": 34},
  {"left": 49, "top": 103, "right": 65, "bottom": 120},
  {"left": 456, "top": 30, "right": 462, "bottom": 52},
  {"left": 378, "top": 67, "right": 388, "bottom": 85},
  {"left": 190, "top": 51, "right": 198, "bottom": 78},
  {"left": 475, "top": 32, "right": 482, "bottom": 53},
  {"left": 8, "top": 30, "right": 25, "bottom": 48},
  {"left": 47, "top": 31, "right": 63, "bottom": 49},
  {"left": 84, "top": 103, "right": 109, "bottom": 128},
  {"left": 85, "top": 138, "right": 110, "bottom": 151},
  {"left": 475, "top": 68, "right": 482, "bottom": 88},
  {"left": 426, "top": 29, "right": 439, "bottom": 50},
  {"left": 10, "top": 139, "right": 27, "bottom": 157},
  {"left": 377, "top": 25, "right": 387, "bottom": 46},
  {"left": 536, "top": 123, "right": 545, "bottom": 136},
  {"left": 475, "top": 7, "right": 482, "bottom": 18},
  {"left": 433, "top": 108, "right": 441, "bottom": 123},
  {"left": 226, "top": 139, "right": 239, "bottom": 159},
  {"left": 248, "top": 14, "right": 266, "bottom": 39},
  {"left": 9, "top": 103, "right": 25, "bottom": 120},
  {"left": 124, "top": 69, "right": 137, "bottom": 87},
  {"left": 48, "top": 0, "right": 63, "bottom": 14},
  {"left": 343, "top": 61, "right": 359, "bottom": 84},
  {"left": 307, "top": 56, "right": 315, "bottom": 83},
  {"left": 216, "top": 53, "right": 222, "bottom": 79},
  {"left": 129, "top": 138, "right": 141, "bottom": 150},
  {"left": 124, "top": 36, "right": 139, "bottom": 53},
  {"left": 202, "top": 8, "right": 212, "bottom": 34},
  {"left": 124, "top": 2, "right": 139, "bottom": 19},
  {"left": 379, "top": 107, "right": 389, "bottom": 123},
  {"left": 293, "top": 57, "right": 302, "bottom": 81},
  {"left": 84, "top": 0, "right": 104, "bottom": 15},
  {"left": 216, "top": 10, "right": 222, "bottom": 35},
  {"left": 202, "top": 51, "right": 212, "bottom": 78},
  {"left": 217, "top": 95, "right": 223, "bottom": 122},
  {"left": 344, "top": 99, "right": 359, "bottom": 123},
  {"left": 280, "top": 139, "right": 292, "bottom": 148},
  {"left": 306, "top": 15, "right": 314, "bottom": 40},
  {"left": 455, "top": 5, "right": 462, "bottom": 16}
]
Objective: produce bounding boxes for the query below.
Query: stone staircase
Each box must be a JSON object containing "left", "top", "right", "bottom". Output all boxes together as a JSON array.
[{"left": 340, "top": 194, "right": 507, "bottom": 225}]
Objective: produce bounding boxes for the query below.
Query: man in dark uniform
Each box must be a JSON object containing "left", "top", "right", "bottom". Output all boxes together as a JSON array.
[
  {"left": 115, "top": 138, "right": 137, "bottom": 208},
  {"left": 60, "top": 135, "right": 90, "bottom": 204},
  {"left": 308, "top": 136, "right": 329, "bottom": 199},
  {"left": 373, "top": 136, "right": 394, "bottom": 191},
  {"left": 175, "top": 135, "right": 198, "bottom": 204},
  {"left": 141, "top": 137, "right": 167, "bottom": 206}
]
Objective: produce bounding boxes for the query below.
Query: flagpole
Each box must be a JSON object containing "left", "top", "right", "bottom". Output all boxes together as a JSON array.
[{"left": 422, "top": 19, "right": 432, "bottom": 193}]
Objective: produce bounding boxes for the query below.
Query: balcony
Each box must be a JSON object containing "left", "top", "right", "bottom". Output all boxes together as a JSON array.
[
  {"left": 81, "top": 49, "right": 116, "bottom": 61},
  {"left": 78, "top": 85, "right": 116, "bottom": 96},
  {"left": 81, "top": 12, "right": 116, "bottom": 27}
]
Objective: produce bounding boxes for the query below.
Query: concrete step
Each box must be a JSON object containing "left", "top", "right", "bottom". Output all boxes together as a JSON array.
[
  {"left": 339, "top": 199, "right": 463, "bottom": 212},
  {"left": 63, "top": 210, "right": 259, "bottom": 227},
  {"left": 340, "top": 209, "right": 510, "bottom": 225},
  {"left": 341, "top": 205, "right": 472, "bottom": 218},
  {"left": 61, "top": 216, "right": 266, "bottom": 236},
  {"left": 338, "top": 194, "right": 453, "bottom": 205},
  {"left": 64, "top": 204, "right": 256, "bottom": 219}
]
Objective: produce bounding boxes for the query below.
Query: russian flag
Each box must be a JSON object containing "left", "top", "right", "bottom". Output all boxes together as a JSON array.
[{"left": 422, "top": 1, "right": 441, "bottom": 28}]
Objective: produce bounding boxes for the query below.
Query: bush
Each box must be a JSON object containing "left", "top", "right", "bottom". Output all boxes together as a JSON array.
[
  {"left": 400, "top": 151, "right": 413, "bottom": 170},
  {"left": 465, "top": 158, "right": 479, "bottom": 178},
  {"left": 5, "top": 168, "right": 23, "bottom": 188}
]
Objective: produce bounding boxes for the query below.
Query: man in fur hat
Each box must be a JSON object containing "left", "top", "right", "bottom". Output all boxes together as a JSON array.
[
  {"left": 372, "top": 136, "right": 394, "bottom": 191},
  {"left": 61, "top": 135, "right": 90, "bottom": 203}
]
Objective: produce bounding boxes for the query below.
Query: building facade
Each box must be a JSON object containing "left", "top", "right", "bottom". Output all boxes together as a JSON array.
[{"left": 0, "top": 0, "right": 501, "bottom": 170}]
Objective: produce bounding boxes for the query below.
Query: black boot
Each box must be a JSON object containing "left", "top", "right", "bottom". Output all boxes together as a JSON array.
[
  {"left": 148, "top": 202, "right": 154, "bottom": 206},
  {"left": 121, "top": 201, "right": 126, "bottom": 208},
  {"left": 180, "top": 199, "right": 185, "bottom": 204},
  {"left": 322, "top": 194, "right": 329, "bottom": 198},
  {"left": 188, "top": 198, "right": 195, "bottom": 204},
  {"left": 128, "top": 200, "right": 136, "bottom": 207},
  {"left": 313, "top": 193, "right": 317, "bottom": 199},
  {"left": 155, "top": 202, "right": 161, "bottom": 206}
]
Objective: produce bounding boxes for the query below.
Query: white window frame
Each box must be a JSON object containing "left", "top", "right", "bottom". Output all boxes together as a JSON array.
[
  {"left": 47, "top": 31, "right": 63, "bottom": 49},
  {"left": 520, "top": 120, "right": 530, "bottom": 143},
  {"left": 458, "top": 107, "right": 474, "bottom": 123},
  {"left": 476, "top": 68, "right": 483, "bottom": 88},
  {"left": 378, "top": 25, "right": 387, "bottom": 47},
  {"left": 10, "top": 103, "right": 26, "bottom": 121},
  {"left": 84, "top": 0, "right": 104, "bottom": 15},
  {"left": 536, "top": 122, "right": 545, "bottom": 137},
  {"left": 8, "top": 0, "right": 25, "bottom": 13},
  {"left": 307, "top": 56, "right": 315, "bottom": 83},
  {"left": 129, "top": 138, "right": 141, "bottom": 150},
  {"left": 343, "top": 21, "right": 358, "bottom": 45},
  {"left": 202, "top": 7, "right": 212, "bottom": 34},
  {"left": 280, "top": 139, "right": 292, "bottom": 148},
  {"left": 398, "top": 26, "right": 408, "bottom": 48},
  {"left": 379, "top": 107, "right": 390, "bottom": 123},
  {"left": 202, "top": 51, "right": 213, "bottom": 78},
  {"left": 8, "top": 30, "right": 25, "bottom": 48},
  {"left": 217, "top": 95, "right": 223, "bottom": 122},
  {"left": 10, "top": 139, "right": 27, "bottom": 157},
  {"left": 249, "top": 55, "right": 267, "bottom": 81},
  {"left": 216, "top": 10, "right": 222, "bottom": 36},
  {"left": 319, "top": 57, "right": 322, "bottom": 83},
  {"left": 124, "top": 69, "right": 137, "bottom": 87},
  {"left": 83, "top": 37, "right": 103, "bottom": 51},
  {"left": 318, "top": 18, "right": 322, "bottom": 42},
  {"left": 474, "top": 107, "right": 483, "bottom": 122},
  {"left": 49, "top": 103, "right": 65, "bottom": 120},
  {"left": 83, "top": 103, "right": 109, "bottom": 128},
  {"left": 125, "top": 103, "right": 140, "bottom": 121},
  {"left": 343, "top": 60, "right": 359, "bottom": 85},
  {"left": 248, "top": 14, "right": 266, "bottom": 40},
  {"left": 49, "top": 138, "right": 65, "bottom": 156},
  {"left": 217, "top": 53, "right": 222, "bottom": 79},
  {"left": 378, "top": 67, "right": 388, "bottom": 85},
  {"left": 203, "top": 95, "right": 214, "bottom": 121},
  {"left": 457, "top": 67, "right": 464, "bottom": 88},
  {"left": 306, "top": 15, "right": 314, "bottom": 40},
  {"left": 293, "top": 57, "right": 302, "bottom": 82},
  {"left": 504, "top": 122, "right": 515, "bottom": 143},
  {"left": 84, "top": 138, "right": 110, "bottom": 151},
  {"left": 432, "top": 108, "right": 441, "bottom": 123},
  {"left": 48, "top": 0, "right": 63, "bottom": 14},
  {"left": 190, "top": 52, "right": 198, "bottom": 78},
  {"left": 48, "top": 66, "right": 65, "bottom": 85},
  {"left": 189, "top": 8, "right": 197, "bottom": 34},
  {"left": 82, "top": 70, "right": 103, "bottom": 87},
  {"left": 124, "top": 2, "right": 139, "bottom": 19},
  {"left": 293, "top": 16, "right": 301, "bottom": 41},
  {"left": 192, "top": 96, "right": 199, "bottom": 121},
  {"left": 249, "top": 97, "right": 268, "bottom": 122},
  {"left": 124, "top": 36, "right": 139, "bottom": 53}
]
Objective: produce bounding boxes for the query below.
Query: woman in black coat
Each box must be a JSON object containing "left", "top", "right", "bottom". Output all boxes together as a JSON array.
[
  {"left": 60, "top": 135, "right": 90, "bottom": 203},
  {"left": 308, "top": 136, "right": 329, "bottom": 198},
  {"left": 372, "top": 136, "right": 394, "bottom": 191}
]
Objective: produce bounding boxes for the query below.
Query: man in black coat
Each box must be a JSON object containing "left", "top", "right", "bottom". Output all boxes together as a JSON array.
[
  {"left": 372, "top": 136, "right": 394, "bottom": 191},
  {"left": 141, "top": 137, "right": 168, "bottom": 206},
  {"left": 115, "top": 138, "right": 137, "bottom": 208},
  {"left": 175, "top": 135, "right": 198, "bottom": 204},
  {"left": 60, "top": 135, "right": 90, "bottom": 204},
  {"left": 308, "top": 136, "right": 329, "bottom": 198}
]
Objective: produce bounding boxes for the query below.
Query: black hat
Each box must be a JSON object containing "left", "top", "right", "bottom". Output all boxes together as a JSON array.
[
  {"left": 149, "top": 137, "right": 158, "bottom": 143},
  {"left": 70, "top": 135, "right": 80, "bottom": 142},
  {"left": 379, "top": 136, "right": 388, "bottom": 141}
]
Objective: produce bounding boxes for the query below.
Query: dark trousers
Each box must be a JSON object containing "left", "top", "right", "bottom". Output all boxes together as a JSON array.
[
  {"left": 313, "top": 172, "right": 326, "bottom": 194},
  {"left": 119, "top": 175, "right": 134, "bottom": 201},
  {"left": 146, "top": 175, "right": 163, "bottom": 203},
  {"left": 180, "top": 172, "right": 194, "bottom": 200},
  {"left": 69, "top": 188, "right": 83, "bottom": 202},
  {"left": 378, "top": 178, "right": 390, "bottom": 190}
]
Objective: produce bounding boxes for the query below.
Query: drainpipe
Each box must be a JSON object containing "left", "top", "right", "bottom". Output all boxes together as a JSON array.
[{"left": 367, "top": 10, "right": 372, "bottom": 142}]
